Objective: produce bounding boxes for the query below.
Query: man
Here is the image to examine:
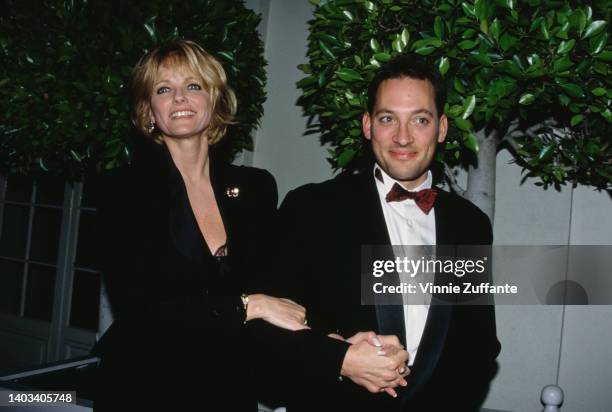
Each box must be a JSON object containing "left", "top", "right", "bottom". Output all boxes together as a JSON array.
[{"left": 274, "top": 54, "right": 500, "bottom": 411}]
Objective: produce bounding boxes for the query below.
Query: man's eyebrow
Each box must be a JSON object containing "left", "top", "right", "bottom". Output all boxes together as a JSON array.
[{"left": 374, "top": 108, "right": 435, "bottom": 116}]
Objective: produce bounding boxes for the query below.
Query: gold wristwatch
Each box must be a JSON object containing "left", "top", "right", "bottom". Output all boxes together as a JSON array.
[{"left": 240, "top": 293, "right": 249, "bottom": 323}]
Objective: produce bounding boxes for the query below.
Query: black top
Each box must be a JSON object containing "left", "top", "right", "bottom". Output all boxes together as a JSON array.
[{"left": 92, "top": 141, "right": 277, "bottom": 411}]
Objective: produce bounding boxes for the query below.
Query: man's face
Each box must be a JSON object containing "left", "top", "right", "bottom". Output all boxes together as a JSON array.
[{"left": 363, "top": 77, "right": 448, "bottom": 190}]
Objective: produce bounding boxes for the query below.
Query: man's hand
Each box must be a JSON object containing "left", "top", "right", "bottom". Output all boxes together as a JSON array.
[
  {"left": 331, "top": 331, "right": 409, "bottom": 398},
  {"left": 339, "top": 337, "right": 409, "bottom": 397}
]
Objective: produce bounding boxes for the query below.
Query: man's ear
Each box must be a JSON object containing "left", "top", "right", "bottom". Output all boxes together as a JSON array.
[
  {"left": 437, "top": 114, "right": 448, "bottom": 143},
  {"left": 362, "top": 112, "right": 372, "bottom": 140}
]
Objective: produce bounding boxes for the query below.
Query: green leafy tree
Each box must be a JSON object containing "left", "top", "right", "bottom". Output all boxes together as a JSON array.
[
  {"left": 0, "top": 0, "right": 266, "bottom": 180},
  {"left": 298, "top": 0, "right": 611, "bottom": 220}
]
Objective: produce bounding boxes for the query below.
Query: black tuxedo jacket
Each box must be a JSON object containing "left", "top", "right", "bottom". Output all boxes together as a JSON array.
[
  {"left": 272, "top": 170, "right": 500, "bottom": 412},
  {"left": 92, "top": 142, "right": 277, "bottom": 411}
]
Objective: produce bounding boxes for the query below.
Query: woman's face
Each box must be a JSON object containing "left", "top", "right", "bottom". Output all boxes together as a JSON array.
[{"left": 149, "top": 63, "right": 211, "bottom": 141}]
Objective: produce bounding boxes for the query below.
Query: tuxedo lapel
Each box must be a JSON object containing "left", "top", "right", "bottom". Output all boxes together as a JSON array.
[
  {"left": 353, "top": 173, "right": 408, "bottom": 348},
  {"left": 401, "top": 189, "right": 454, "bottom": 401},
  {"left": 434, "top": 190, "right": 456, "bottom": 245},
  {"left": 356, "top": 172, "right": 391, "bottom": 246}
]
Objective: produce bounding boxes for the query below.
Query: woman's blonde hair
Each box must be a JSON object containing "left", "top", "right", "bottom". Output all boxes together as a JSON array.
[{"left": 131, "top": 39, "right": 237, "bottom": 144}]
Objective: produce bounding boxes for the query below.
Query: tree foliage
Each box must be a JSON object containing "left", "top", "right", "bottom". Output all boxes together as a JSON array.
[
  {"left": 0, "top": 0, "right": 266, "bottom": 180},
  {"left": 298, "top": 0, "right": 611, "bottom": 190}
]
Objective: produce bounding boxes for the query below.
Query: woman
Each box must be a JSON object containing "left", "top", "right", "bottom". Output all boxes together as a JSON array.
[{"left": 93, "top": 39, "right": 306, "bottom": 411}]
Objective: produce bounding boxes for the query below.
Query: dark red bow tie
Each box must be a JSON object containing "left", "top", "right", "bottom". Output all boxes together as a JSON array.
[{"left": 386, "top": 183, "right": 437, "bottom": 214}]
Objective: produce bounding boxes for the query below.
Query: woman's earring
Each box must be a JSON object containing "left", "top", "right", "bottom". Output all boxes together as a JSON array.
[{"left": 147, "top": 121, "right": 155, "bottom": 133}]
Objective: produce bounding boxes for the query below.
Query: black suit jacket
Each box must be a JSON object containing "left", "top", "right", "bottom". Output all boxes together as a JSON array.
[
  {"left": 92, "top": 142, "right": 277, "bottom": 411},
  {"left": 273, "top": 170, "right": 500, "bottom": 412}
]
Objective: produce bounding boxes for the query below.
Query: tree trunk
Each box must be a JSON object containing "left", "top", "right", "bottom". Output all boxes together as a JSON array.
[{"left": 464, "top": 128, "right": 498, "bottom": 223}]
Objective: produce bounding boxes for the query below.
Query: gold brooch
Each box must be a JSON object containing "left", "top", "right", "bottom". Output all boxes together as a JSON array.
[{"left": 226, "top": 186, "right": 240, "bottom": 198}]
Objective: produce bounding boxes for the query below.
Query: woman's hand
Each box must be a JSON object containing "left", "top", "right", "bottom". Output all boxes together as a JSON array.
[{"left": 245, "top": 294, "right": 309, "bottom": 331}]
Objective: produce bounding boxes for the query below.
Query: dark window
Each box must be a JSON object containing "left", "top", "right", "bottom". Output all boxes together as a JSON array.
[
  {"left": 0, "top": 259, "right": 24, "bottom": 315},
  {"left": 0, "top": 204, "right": 30, "bottom": 259},
  {"left": 70, "top": 270, "right": 100, "bottom": 330},
  {"left": 24, "top": 264, "right": 56, "bottom": 321},
  {"left": 30, "top": 208, "right": 62, "bottom": 264}
]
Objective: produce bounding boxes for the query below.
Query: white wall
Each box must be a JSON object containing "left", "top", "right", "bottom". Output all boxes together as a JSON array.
[
  {"left": 245, "top": 1, "right": 612, "bottom": 411},
  {"left": 246, "top": 0, "right": 334, "bottom": 199}
]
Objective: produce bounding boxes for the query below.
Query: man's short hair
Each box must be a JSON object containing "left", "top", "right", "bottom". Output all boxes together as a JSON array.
[{"left": 367, "top": 54, "right": 446, "bottom": 117}]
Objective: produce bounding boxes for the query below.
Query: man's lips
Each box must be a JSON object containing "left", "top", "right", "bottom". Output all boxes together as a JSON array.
[{"left": 389, "top": 150, "right": 418, "bottom": 160}]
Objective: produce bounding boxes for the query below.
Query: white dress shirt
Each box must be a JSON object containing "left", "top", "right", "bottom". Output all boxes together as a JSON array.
[{"left": 373, "top": 165, "right": 435, "bottom": 366}]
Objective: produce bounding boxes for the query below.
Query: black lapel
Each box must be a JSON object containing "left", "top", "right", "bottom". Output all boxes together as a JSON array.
[
  {"left": 208, "top": 154, "right": 238, "bottom": 253},
  {"left": 162, "top": 146, "right": 208, "bottom": 265},
  {"left": 401, "top": 188, "right": 454, "bottom": 401},
  {"left": 355, "top": 171, "right": 408, "bottom": 348},
  {"left": 357, "top": 172, "right": 391, "bottom": 245},
  {"left": 434, "top": 189, "right": 456, "bottom": 245}
]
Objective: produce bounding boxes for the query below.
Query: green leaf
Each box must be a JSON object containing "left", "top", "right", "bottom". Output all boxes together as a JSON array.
[
  {"left": 530, "top": 16, "right": 544, "bottom": 33},
  {"left": 217, "top": 51, "right": 234, "bottom": 63},
  {"left": 454, "top": 117, "right": 472, "bottom": 131},
  {"left": 499, "top": 33, "right": 518, "bottom": 51},
  {"left": 319, "top": 41, "right": 335, "bottom": 59},
  {"left": 297, "top": 76, "right": 317, "bottom": 88},
  {"left": 557, "top": 39, "right": 575, "bottom": 54},
  {"left": 337, "top": 148, "right": 356, "bottom": 167},
  {"left": 434, "top": 16, "right": 445, "bottom": 39},
  {"left": 480, "top": 19, "right": 489, "bottom": 35},
  {"left": 415, "top": 46, "right": 435, "bottom": 55},
  {"left": 474, "top": 0, "right": 490, "bottom": 22},
  {"left": 38, "top": 158, "right": 49, "bottom": 172},
  {"left": 143, "top": 15, "right": 158, "bottom": 42},
  {"left": 374, "top": 52, "right": 391, "bottom": 62},
  {"left": 570, "top": 114, "right": 584, "bottom": 126},
  {"left": 583, "top": 21, "right": 607, "bottom": 39},
  {"left": 458, "top": 39, "right": 478, "bottom": 50},
  {"left": 559, "top": 83, "right": 585, "bottom": 98},
  {"left": 70, "top": 150, "right": 82, "bottom": 162},
  {"left": 553, "top": 55, "right": 573, "bottom": 72},
  {"left": 519, "top": 93, "right": 535, "bottom": 105},
  {"left": 540, "top": 21, "right": 550, "bottom": 40},
  {"left": 461, "top": 2, "right": 475, "bottom": 18},
  {"left": 591, "top": 32, "right": 608, "bottom": 55},
  {"left": 490, "top": 18, "right": 501, "bottom": 41},
  {"left": 462, "top": 29, "right": 477, "bottom": 39},
  {"left": 538, "top": 145, "right": 554, "bottom": 160},
  {"left": 370, "top": 38, "right": 381, "bottom": 52},
  {"left": 454, "top": 78, "right": 466, "bottom": 93},
  {"left": 392, "top": 38, "right": 402, "bottom": 53},
  {"left": 439, "top": 57, "right": 450, "bottom": 75},
  {"left": 591, "top": 87, "right": 606, "bottom": 97},
  {"left": 462, "top": 95, "right": 476, "bottom": 119},
  {"left": 503, "top": 0, "right": 514, "bottom": 10},
  {"left": 401, "top": 28, "right": 410, "bottom": 46},
  {"left": 342, "top": 10, "right": 354, "bottom": 21},
  {"left": 335, "top": 68, "right": 364, "bottom": 82},
  {"left": 595, "top": 51, "right": 612, "bottom": 62},
  {"left": 412, "top": 38, "right": 444, "bottom": 49},
  {"left": 463, "top": 132, "right": 479, "bottom": 152},
  {"left": 558, "top": 93, "right": 571, "bottom": 106},
  {"left": 575, "top": 9, "right": 587, "bottom": 36}
]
